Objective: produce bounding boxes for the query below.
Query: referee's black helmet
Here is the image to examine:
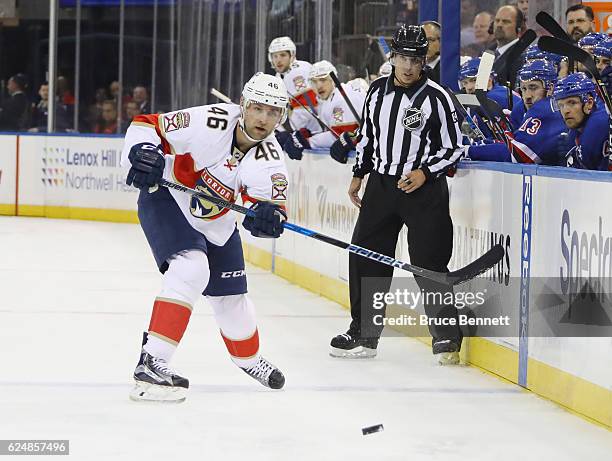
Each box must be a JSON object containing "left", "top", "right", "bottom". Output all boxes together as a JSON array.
[{"left": 390, "top": 24, "right": 428, "bottom": 57}]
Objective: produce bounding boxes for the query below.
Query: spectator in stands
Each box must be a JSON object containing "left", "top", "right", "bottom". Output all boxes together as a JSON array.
[
  {"left": 459, "top": 1, "right": 477, "bottom": 47},
  {"left": 94, "top": 100, "right": 118, "bottom": 134},
  {"left": 517, "top": 0, "right": 529, "bottom": 17},
  {"left": 57, "top": 76, "right": 75, "bottom": 106},
  {"left": 492, "top": 5, "right": 524, "bottom": 88},
  {"left": 109, "top": 80, "right": 131, "bottom": 107},
  {"left": 473, "top": 11, "right": 494, "bottom": 51},
  {"left": 122, "top": 100, "right": 141, "bottom": 133},
  {"left": 132, "top": 85, "right": 150, "bottom": 115},
  {"left": 461, "top": 11, "right": 496, "bottom": 57},
  {"left": 0, "top": 73, "right": 30, "bottom": 131},
  {"left": 29, "top": 82, "right": 71, "bottom": 132},
  {"left": 422, "top": 21, "right": 441, "bottom": 83},
  {"left": 566, "top": 4, "right": 596, "bottom": 43},
  {"left": 86, "top": 87, "right": 108, "bottom": 132}
]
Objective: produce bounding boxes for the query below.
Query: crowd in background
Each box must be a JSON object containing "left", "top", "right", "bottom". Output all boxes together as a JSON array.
[
  {"left": 1, "top": 0, "right": 611, "bottom": 172},
  {"left": 0, "top": 75, "right": 151, "bottom": 134}
]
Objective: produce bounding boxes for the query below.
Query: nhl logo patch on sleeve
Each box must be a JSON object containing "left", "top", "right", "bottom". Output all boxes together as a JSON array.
[{"left": 402, "top": 107, "right": 423, "bottom": 131}]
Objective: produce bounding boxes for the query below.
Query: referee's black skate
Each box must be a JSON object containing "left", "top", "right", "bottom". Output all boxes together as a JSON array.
[
  {"left": 330, "top": 330, "right": 378, "bottom": 358},
  {"left": 242, "top": 357, "right": 285, "bottom": 389},
  {"left": 129, "top": 332, "right": 189, "bottom": 403},
  {"left": 433, "top": 339, "right": 460, "bottom": 365}
]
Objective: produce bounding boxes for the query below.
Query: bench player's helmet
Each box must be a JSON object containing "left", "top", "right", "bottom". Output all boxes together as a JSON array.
[
  {"left": 523, "top": 44, "right": 563, "bottom": 69},
  {"left": 458, "top": 57, "right": 497, "bottom": 83},
  {"left": 593, "top": 37, "right": 612, "bottom": 59},
  {"left": 553, "top": 72, "right": 597, "bottom": 104},
  {"left": 309, "top": 60, "right": 337, "bottom": 80},
  {"left": 518, "top": 59, "right": 558, "bottom": 88},
  {"left": 390, "top": 24, "right": 428, "bottom": 58},
  {"left": 240, "top": 72, "right": 289, "bottom": 142},
  {"left": 268, "top": 36, "right": 297, "bottom": 65},
  {"left": 578, "top": 32, "right": 607, "bottom": 51}
]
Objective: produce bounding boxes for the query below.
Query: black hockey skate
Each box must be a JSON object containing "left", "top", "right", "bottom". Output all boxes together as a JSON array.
[
  {"left": 129, "top": 332, "right": 189, "bottom": 403},
  {"left": 432, "top": 339, "right": 460, "bottom": 365},
  {"left": 330, "top": 330, "right": 378, "bottom": 358},
  {"left": 242, "top": 357, "right": 285, "bottom": 389}
]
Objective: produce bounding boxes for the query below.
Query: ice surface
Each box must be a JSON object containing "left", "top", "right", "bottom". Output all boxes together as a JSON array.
[{"left": 1, "top": 216, "right": 610, "bottom": 460}]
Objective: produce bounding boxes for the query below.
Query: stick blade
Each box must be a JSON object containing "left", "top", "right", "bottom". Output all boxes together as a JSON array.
[
  {"left": 538, "top": 36, "right": 598, "bottom": 77},
  {"left": 476, "top": 51, "right": 496, "bottom": 90},
  {"left": 447, "top": 244, "right": 505, "bottom": 285},
  {"left": 535, "top": 11, "right": 572, "bottom": 42}
]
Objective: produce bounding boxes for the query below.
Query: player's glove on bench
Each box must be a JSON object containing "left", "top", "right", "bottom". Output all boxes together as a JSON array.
[
  {"left": 330, "top": 131, "right": 357, "bottom": 164},
  {"left": 282, "top": 129, "right": 311, "bottom": 160},
  {"left": 242, "top": 201, "right": 287, "bottom": 238},
  {"left": 127, "top": 142, "right": 165, "bottom": 190}
]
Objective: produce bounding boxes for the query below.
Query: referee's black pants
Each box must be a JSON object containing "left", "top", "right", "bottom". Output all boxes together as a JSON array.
[{"left": 348, "top": 171, "right": 463, "bottom": 348}]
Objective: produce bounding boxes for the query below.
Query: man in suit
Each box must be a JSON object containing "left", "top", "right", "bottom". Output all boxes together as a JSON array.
[
  {"left": 491, "top": 4, "right": 525, "bottom": 89},
  {"left": 0, "top": 73, "right": 30, "bottom": 131},
  {"left": 422, "top": 21, "right": 441, "bottom": 83},
  {"left": 132, "top": 85, "right": 151, "bottom": 115}
]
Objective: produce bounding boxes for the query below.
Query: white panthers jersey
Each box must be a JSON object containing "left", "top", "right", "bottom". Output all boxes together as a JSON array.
[
  {"left": 277, "top": 60, "right": 320, "bottom": 132},
  {"left": 308, "top": 83, "right": 366, "bottom": 149},
  {"left": 121, "top": 103, "right": 289, "bottom": 246}
]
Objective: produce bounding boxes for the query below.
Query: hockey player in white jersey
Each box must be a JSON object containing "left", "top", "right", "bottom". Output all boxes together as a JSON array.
[
  {"left": 268, "top": 36, "right": 320, "bottom": 135},
  {"left": 282, "top": 60, "right": 366, "bottom": 160},
  {"left": 121, "top": 72, "right": 290, "bottom": 402}
]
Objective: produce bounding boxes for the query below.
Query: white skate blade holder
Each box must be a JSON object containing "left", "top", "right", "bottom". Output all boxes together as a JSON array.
[
  {"left": 129, "top": 381, "right": 187, "bottom": 403},
  {"left": 435, "top": 351, "right": 460, "bottom": 366},
  {"left": 330, "top": 345, "right": 377, "bottom": 359}
]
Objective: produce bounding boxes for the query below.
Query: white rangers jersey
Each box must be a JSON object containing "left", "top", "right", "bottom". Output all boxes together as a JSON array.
[
  {"left": 308, "top": 83, "right": 366, "bottom": 149},
  {"left": 121, "top": 103, "right": 289, "bottom": 246},
  {"left": 277, "top": 60, "right": 320, "bottom": 132}
]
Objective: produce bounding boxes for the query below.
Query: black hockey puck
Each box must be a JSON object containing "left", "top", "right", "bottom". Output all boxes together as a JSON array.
[{"left": 361, "top": 424, "right": 384, "bottom": 435}]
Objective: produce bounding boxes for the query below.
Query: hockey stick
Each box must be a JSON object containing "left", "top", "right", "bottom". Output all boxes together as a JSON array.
[
  {"left": 493, "top": 29, "right": 537, "bottom": 91},
  {"left": 475, "top": 51, "right": 508, "bottom": 142},
  {"left": 474, "top": 91, "right": 507, "bottom": 143},
  {"left": 445, "top": 89, "right": 486, "bottom": 142},
  {"left": 535, "top": 11, "right": 574, "bottom": 72},
  {"left": 158, "top": 178, "right": 504, "bottom": 285},
  {"left": 287, "top": 91, "right": 340, "bottom": 138},
  {"left": 329, "top": 71, "right": 362, "bottom": 123},
  {"left": 478, "top": 94, "right": 513, "bottom": 131},
  {"left": 538, "top": 35, "right": 612, "bottom": 115},
  {"left": 378, "top": 36, "right": 390, "bottom": 57},
  {"left": 210, "top": 88, "right": 233, "bottom": 104}
]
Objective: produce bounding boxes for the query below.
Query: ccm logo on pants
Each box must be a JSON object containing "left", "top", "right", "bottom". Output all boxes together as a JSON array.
[{"left": 221, "top": 270, "right": 246, "bottom": 278}]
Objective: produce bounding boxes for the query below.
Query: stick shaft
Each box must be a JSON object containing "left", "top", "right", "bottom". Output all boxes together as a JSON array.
[
  {"left": 287, "top": 90, "right": 338, "bottom": 137},
  {"left": 210, "top": 88, "right": 233, "bottom": 104},
  {"left": 158, "top": 178, "right": 455, "bottom": 284},
  {"left": 329, "top": 72, "right": 362, "bottom": 123}
]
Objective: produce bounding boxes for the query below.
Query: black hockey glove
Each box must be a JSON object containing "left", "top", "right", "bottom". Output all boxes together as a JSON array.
[
  {"left": 242, "top": 201, "right": 287, "bottom": 239},
  {"left": 275, "top": 130, "right": 292, "bottom": 147},
  {"left": 283, "top": 130, "right": 311, "bottom": 160},
  {"left": 126, "top": 142, "right": 165, "bottom": 190},
  {"left": 330, "top": 131, "right": 357, "bottom": 164}
]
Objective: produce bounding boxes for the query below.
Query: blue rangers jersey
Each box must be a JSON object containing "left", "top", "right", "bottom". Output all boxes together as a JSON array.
[
  {"left": 468, "top": 96, "right": 566, "bottom": 165},
  {"left": 566, "top": 107, "right": 612, "bottom": 171},
  {"left": 472, "top": 84, "right": 522, "bottom": 139}
]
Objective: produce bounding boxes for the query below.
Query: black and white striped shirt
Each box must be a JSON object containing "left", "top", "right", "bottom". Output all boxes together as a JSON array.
[{"left": 353, "top": 73, "right": 464, "bottom": 179}]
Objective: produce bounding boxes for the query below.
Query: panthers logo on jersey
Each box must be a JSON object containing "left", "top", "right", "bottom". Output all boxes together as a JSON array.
[
  {"left": 190, "top": 169, "right": 234, "bottom": 220},
  {"left": 332, "top": 107, "right": 344, "bottom": 123},
  {"left": 293, "top": 75, "right": 307, "bottom": 92}
]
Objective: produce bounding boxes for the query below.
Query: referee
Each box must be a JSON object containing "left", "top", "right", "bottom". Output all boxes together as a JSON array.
[{"left": 329, "top": 24, "right": 465, "bottom": 365}]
